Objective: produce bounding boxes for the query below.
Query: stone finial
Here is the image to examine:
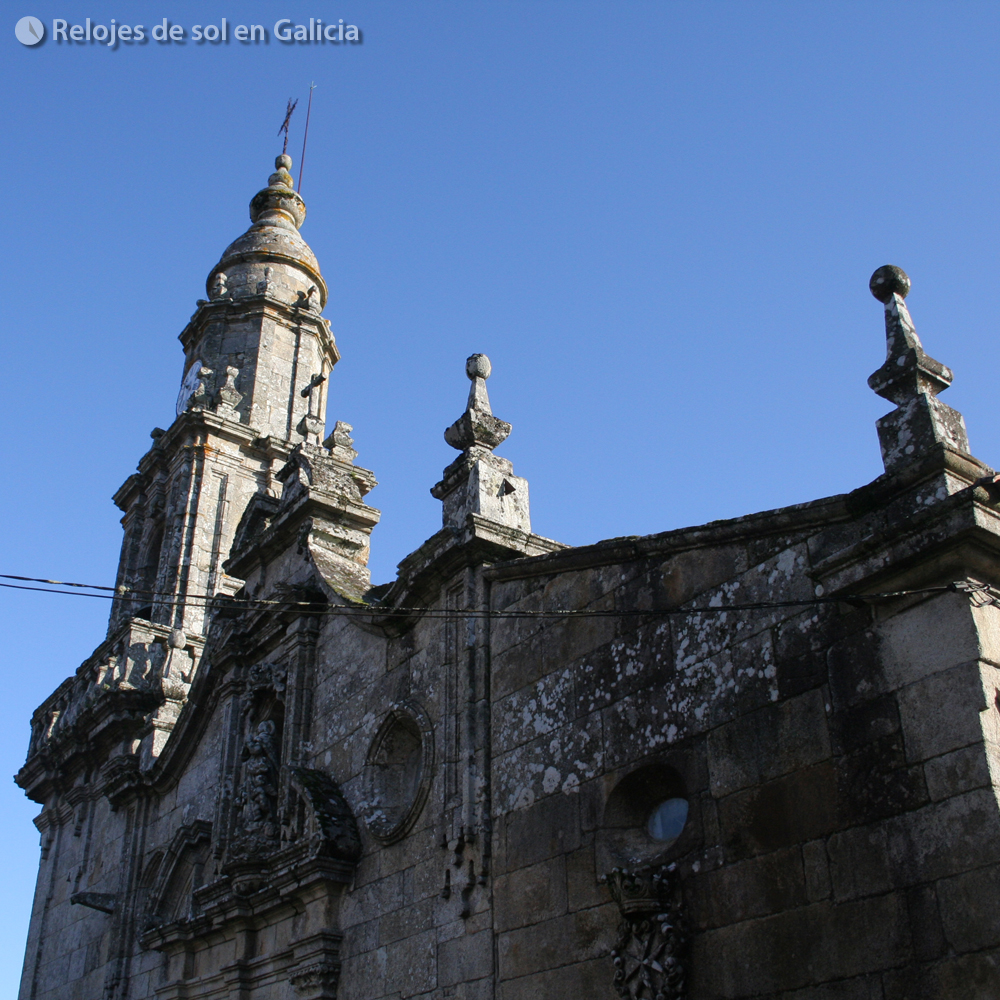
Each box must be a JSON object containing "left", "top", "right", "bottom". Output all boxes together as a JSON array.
[
  {"left": 249, "top": 154, "right": 306, "bottom": 232},
  {"left": 207, "top": 155, "right": 326, "bottom": 307},
  {"left": 214, "top": 366, "right": 243, "bottom": 420},
  {"left": 867, "top": 266, "right": 952, "bottom": 404},
  {"left": 432, "top": 355, "right": 531, "bottom": 534},
  {"left": 324, "top": 421, "right": 359, "bottom": 465},
  {"left": 443, "top": 354, "right": 512, "bottom": 453},
  {"left": 867, "top": 266, "right": 970, "bottom": 473},
  {"left": 868, "top": 264, "right": 911, "bottom": 303}
]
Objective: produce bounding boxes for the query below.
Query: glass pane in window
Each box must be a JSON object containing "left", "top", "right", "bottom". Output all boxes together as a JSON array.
[{"left": 648, "top": 797, "right": 688, "bottom": 842}]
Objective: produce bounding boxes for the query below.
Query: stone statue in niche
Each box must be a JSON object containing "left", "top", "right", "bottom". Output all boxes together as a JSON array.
[
  {"left": 600, "top": 863, "right": 687, "bottom": 1000},
  {"left": 238, "top": 720, "right": 280, "bottom": 842}
]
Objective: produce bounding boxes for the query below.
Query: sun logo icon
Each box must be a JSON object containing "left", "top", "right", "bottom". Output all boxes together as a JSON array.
[{"left": 15, "top": 16, "right": 45, "bottom": 45}]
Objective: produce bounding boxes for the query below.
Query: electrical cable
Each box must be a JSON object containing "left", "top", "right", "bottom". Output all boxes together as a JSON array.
[{"left": 0, "top": 573, "right": 988, "bottom": 620}]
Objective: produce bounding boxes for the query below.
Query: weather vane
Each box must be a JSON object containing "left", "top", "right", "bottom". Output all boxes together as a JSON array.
[{"left": 278, "top": 98, "right": 299, "bottom": 155}]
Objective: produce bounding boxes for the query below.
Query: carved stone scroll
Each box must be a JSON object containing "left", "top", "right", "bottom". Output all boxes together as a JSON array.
[{"left": 286, "top": 767, "right": 362, "bottom": 862}]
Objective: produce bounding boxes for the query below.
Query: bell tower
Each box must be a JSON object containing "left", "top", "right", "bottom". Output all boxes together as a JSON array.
[
  {"left": 18, "top": 149, "right": 377, "bottom": 830},
  {"left": 177, "top": 152, "right": 336, "bottom": 443},
  {"left": 50, "top": 151, "right": 366, "bottom": 767},
  {"left": 110, "top": 154, "right": 341, "bottom": 642}
]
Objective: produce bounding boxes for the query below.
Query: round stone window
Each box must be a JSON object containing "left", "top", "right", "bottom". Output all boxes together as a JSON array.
[
  {"left": 598, "top": 763, "right": 692, "bottom": 873},
  {"left": 364, "top": 702, "right": 434, "bottom": 844},
  {"left": 647, "top": 797, "right": 689, "bottom": 843}
]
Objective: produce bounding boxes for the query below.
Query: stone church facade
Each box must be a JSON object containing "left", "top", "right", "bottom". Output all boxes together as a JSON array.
[{"left": 16, "top": 154, "right": 1000, "bottom": 999}]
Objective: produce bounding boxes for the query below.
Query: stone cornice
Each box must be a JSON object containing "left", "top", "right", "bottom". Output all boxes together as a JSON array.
[
  {"left": 484, "top": 495, "right": 853, "bottom": 584},
  {"left": 366, "top": 514, "right": 565, "bottom": 633},
  {"left": 16, "top": 618, "right": 206, "bottom": 804},
  {"left": 16, "top": 687, "right": 161, "bottom": 804},
  {"left": 812, "top": 489, "right": 1000, "bottom": 597},
  {"left": 482, "top": 469, "right": 1000, "bottom": 614},
  {"left": 113, "top": 409, "right": 297, "bottom": 513},
  {"left": 178, "top": 293, "right": 338, "bottom": 368}
]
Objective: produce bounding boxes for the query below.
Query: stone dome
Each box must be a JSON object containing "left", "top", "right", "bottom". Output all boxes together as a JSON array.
[{"left": 208, "top": 155, "right": 328, "bottom": 307}]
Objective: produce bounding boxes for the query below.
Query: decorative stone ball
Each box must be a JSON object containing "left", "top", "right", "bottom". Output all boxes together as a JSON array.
[
  {"left": 169, "top": 629, "right": 186, "bottom": 650},
  {"left": 275, "top": 154, "right": 293, "bottom": 172},
  {"left": 869, "top": 265, "right": 911, "bottom": 303},
  {"left": 466, "top": 354, "right": 491, "bottom": 380}
]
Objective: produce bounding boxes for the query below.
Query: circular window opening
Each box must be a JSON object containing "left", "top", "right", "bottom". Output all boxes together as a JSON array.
[
  {"left": 365, "top": 703, "right": 434, "bottom": 845},
  {"left": 648, "top": 797, "right": 689, "bottom": 843}
]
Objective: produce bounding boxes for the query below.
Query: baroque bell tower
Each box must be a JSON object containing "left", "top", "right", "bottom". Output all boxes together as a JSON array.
[
  {"left": 110, "top": 154, "right": 341, "bottom": 641},
  {"left": 23, "top": 151, "right": 376, "bottom": 770}
]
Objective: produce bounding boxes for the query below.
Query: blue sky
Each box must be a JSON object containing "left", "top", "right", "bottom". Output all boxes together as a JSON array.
[{"left": 2, "top": 1, "right": 1000, "bottom": 989}]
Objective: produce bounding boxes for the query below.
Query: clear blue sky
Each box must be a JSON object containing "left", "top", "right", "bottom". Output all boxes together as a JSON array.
[{"left": 2, "top": 1, "right": 999, "bottom": 989}]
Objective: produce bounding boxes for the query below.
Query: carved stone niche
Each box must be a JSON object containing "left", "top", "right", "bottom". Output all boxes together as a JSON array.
[
  {"left": 228, "top": 664, "right": 287, "bottom": 862},
  {"left": 364, "top": 701, "right": 434, "bottom": 844}
]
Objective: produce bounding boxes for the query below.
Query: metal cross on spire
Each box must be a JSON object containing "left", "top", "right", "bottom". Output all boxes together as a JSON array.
[{"left": 278, "top": 97, "right": 299, "bottom": 154}]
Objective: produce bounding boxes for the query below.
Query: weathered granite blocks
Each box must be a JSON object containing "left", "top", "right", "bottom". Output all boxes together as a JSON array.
[{"left": 17, "top": 166, "right": 1000, "bottom": 1000}]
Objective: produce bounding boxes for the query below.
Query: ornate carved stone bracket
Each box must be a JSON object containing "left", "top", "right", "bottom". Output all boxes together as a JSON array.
[
  {"left": 290, "top": 960, "right": 341, "bottom": 999},
  {"left": 223, "top": 763, "right": 361, "bottom": 891},
  {"left": 600, "top": 864, "right": 687, "bottom": 1000},
  {"left": 285, "top": 766, "right": 362, "bottom": 861}
]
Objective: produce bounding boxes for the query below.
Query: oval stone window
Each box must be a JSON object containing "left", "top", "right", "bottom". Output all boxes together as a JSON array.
[
  {"left": 364, "top": 702, "right": 434, "bottom": 844},
  {"left": 648, "top": 797, "right": 689, "bottom": 843}
]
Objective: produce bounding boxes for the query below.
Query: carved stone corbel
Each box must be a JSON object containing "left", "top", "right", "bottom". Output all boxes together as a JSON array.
[
  {"left": 70, "top": 891, "right": 116, "bottom": 914},
  {"left": 289, "top": 930, "right": 344, "bottom": 1000},
  {"left": 290, "top": 960, "right": 341, "bottom": 999}
]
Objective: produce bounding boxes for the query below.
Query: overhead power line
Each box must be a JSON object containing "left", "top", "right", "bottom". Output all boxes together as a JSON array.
[
  {"left": 0, "top": 573, "right": 117, "bottom": 591},
  {"left": 0, "top": 573, "right": 988, "bottom": 621}
]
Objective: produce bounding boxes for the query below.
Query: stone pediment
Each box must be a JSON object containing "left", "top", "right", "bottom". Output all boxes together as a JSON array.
[{"left": 225, "top": 443, "right": 380, "bottom": 602}]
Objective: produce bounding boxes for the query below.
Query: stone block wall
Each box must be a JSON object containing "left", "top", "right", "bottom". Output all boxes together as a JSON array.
[
  {"left": 20, "top": 489, "right": 1000, "bottom": 1000},
  {"left": 484, "top": 516, "right": 1000, "bottom": 998}
]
